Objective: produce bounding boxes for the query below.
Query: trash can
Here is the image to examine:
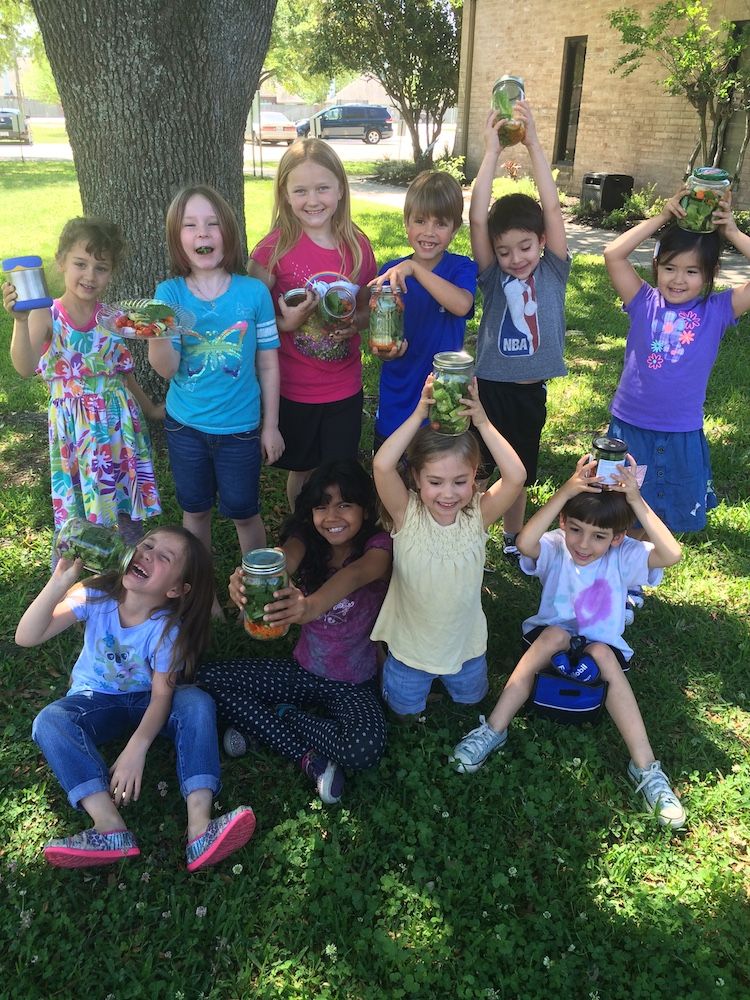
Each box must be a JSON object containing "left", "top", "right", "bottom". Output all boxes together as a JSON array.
[{"left": 580, "top": 173, "right": 634, "bottom": 212}]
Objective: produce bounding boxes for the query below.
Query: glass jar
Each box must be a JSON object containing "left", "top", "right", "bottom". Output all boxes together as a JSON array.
[
  {"left": 293, "top": 277, "right": 356, "bottom": 362},
  {"left": 2, "top": 255, "right": 53, "bottom": 311},
  {"left": 368, "top": 284, "right": 404, "bottom": 354},
  {"left": 491, "top": 75, "right": 526, "bottom": 147},
  {"left": 55, "top": 518, "right": 135, "bottom": 574},
  {"left": 678, "top": 167, "right": 730, "bottom": 233},
  {"left": 591, "top": 435, "right": 628, "bottom": 487},
  {"left": 241, "top": 548, "right": 290, "bottom": 641},
  {"left": 431, "top": 351, "right": 474, "bottom": 435}
]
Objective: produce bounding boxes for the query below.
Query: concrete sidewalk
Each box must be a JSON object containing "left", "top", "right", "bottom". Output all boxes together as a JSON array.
[{"left": 349, "top": 177, "right": 750, "bottom": 283}]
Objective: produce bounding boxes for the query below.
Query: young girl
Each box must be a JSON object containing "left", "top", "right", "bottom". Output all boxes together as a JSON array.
[
  {"left": 198, "top": 460, "right": 392, "bottom": 805},
  {"left": 2, "top": 218, "right": 162, "bottom": 548},
  {"left": 148, "top": 185, "right": 284, "bottom": 613},
  {"left": 248, "top": 139, "right": 377, "bottom": 507},
  {"left": 17, "top": 526, "right": 256, "bottom": 871},
  {"left": 371, "top": 377, "right": 526, "bottom": 717},
  {"left": 603, "top": 190, "right": 750, "bottom": 613}
]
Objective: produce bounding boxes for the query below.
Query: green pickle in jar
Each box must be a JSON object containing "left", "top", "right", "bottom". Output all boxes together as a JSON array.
[
  {"left": 491, "top": 75, "right": 526, "bottom": 147},
  {"left": 591, "top": 435, "right": 628, "bottom": 487},
  {"left": 431, "top": 351, "right": 474, "bottom": 435},
  {"left": 241, "top": 547, "right": 290, "bottom": 641},
  {"left": 55, "top": 518, "right": 134, "bottom": 573}
]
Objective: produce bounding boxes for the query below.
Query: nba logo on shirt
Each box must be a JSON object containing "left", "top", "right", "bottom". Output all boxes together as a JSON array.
[{"left": 498, "top": 275, "right": 539, "bottom": 357}]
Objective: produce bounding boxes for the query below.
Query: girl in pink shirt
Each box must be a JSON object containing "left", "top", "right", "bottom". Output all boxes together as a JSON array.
[{"left": 249, "top": 139, "right": 376, "bottom": 506}]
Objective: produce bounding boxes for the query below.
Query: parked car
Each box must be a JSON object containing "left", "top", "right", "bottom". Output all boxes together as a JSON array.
[
  {"left": 246, "top": 111, "right": 297, "bottom": 146},
  {"left": 296, "top": 105, "right": 394, "bottom": 144},
  {"left": 0, "top": 108, "right": 31, "bottom": 144}
]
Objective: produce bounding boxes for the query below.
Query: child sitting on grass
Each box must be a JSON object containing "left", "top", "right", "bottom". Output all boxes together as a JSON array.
[{"left": 450, "top": 454, "right": 687, "bottom": 829}]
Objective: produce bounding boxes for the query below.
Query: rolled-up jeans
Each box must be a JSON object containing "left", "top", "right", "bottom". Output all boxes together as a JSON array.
[{"left": 32, "top": 685, "right": 221, "bottom": 809}]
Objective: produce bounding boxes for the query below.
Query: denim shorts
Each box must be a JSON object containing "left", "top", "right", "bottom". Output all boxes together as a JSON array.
[
  {"left": 381, "top": 651, "right": 489, "bottom": 715},
  {"left": 165, "top": 414, "right": 261, "bottom": 519}
]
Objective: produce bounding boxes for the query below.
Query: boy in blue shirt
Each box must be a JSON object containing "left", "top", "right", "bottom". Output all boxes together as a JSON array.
[
  {"left": 469, "top": 100, "right": 570, "bottom": 558},
  {"left": 370, "top": 171, "right": 477, "bottom": 453}
]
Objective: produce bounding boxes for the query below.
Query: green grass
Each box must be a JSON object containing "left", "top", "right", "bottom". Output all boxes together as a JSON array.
[
  {"left": 29, "top": 122, "right": 70, "bottom": 145},
  {"left": 1, "top": 163, "right": 749, "bottom": 999}
]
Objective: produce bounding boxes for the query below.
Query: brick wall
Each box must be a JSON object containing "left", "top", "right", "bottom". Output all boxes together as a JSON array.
[{"left": 456, "top": 0, "right": 750, "bottom": 209}]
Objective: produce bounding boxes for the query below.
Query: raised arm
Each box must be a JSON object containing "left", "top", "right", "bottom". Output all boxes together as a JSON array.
[
  {"left": 610, "top": 457, "right": 681, "bottom": 569},
  {"left": 469, "top": 110, "right": 505, "bottom": 273},
  {"left": 3, "top": 282, "right": 52, "bottom": 378},
  {"left": 15, "top": 559, "right": 84, "bottom": 646},
  {"left": 713, "top": 193, "right": 750, "bottom": 318},
  {"left": 518, "top": 100, "right": 567, "bottom": 261},
  {"left": 372, "top": 381, "right": 432, "bottom": 529},
  {"left": 516, "top": 456, "right": 602, "bottom": 560}
]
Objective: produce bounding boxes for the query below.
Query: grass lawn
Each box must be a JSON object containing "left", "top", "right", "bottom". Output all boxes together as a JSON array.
[{"left": 0, "top": 163, "right": 748, "bottom": 999}]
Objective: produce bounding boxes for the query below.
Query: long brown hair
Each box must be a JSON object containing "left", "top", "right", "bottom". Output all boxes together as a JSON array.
[
  {"left": 164, "top": 184, "right": 245, "bottom": 277},
  {"left": 88, "top": 526, "right": 214, "bottom": 681},
  {"left": 266, "top": 139, "right": 364, "bottom": 278}
]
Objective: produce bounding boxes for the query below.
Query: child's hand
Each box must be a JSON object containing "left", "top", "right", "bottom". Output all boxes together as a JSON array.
[
  {"left": 260, "top": 583, "right": 313, "bottom": 626},
  {"left": 371, "top": 338, "right": 408, "bottom": 361},
  {"left": 228, "top": 566, "right": 246, "bottom": 610},
  {"left": 370, "top": 262, "right": 414, "bottom": 295},
  {"left": 331, "top": 317, "right": 358, "bottom": 343},
  {"left": 517, "top": 99, "right": 539, "bottom": 147},
  {"left": 608, "top": 454, "right": 641, "bottom": 502},
  {"left": 661, "top": 187, "right": 689, "bottom": 223},
  {"left": 483, "top": 109, "right": 504, "bottom": 156},
  {"left": 52, "top": 555, "right": 84, "bottom": 592},
  {"left": 562, "top": 455, "right": 603, "bottom": 497},
  {"left": 458, "top": 377, "right": 489, "bottom": 427},
  {"left": 261, "top": 425, "right": 285, "bottom": 465},
  {"left": 143, "top": 399, "right": 166, "bottom": 421},
  {"left": 416, "top": 373, "right": 435, "bottom": 416},
  {"left": 712, "top": 190, "right": 738, "bottom": 236},
  {"left": 2, "top": 280, "right": 27, "bottom": 318},
  {"left": 109, "top": 746, "right": 146, "bottom": 805},
  {"left": 277, "top": 288, "right": 318, "bottom": 328}
]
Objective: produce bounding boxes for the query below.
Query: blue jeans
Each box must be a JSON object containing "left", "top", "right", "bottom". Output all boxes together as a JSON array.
[
  {"left": 32, "top": 685, "right": 221, "bottom": 810},
  {"left": 381, "top": 652, "right": 489, "bottom": 715}
]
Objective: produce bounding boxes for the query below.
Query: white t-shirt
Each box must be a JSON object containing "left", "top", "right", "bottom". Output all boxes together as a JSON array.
[{"left": 519, "top": 530, "right": 663, "bottom": 660}]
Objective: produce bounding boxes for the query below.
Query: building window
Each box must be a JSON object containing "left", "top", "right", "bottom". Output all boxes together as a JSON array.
[{"left": 554, "top": 36, "right": 587, "bottom": 165}]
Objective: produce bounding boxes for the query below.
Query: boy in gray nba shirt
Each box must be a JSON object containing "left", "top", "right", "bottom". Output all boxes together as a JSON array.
[{"left": 469, "top": 99, "right": 570, "bottom": 558}]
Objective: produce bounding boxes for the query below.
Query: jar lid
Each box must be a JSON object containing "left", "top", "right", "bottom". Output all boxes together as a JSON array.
[
  {"left": 284, "top": 287, "right": 308, "bottom": 306},
  {"left": 2, "top": 255, "right": 43, "bottom": 271},
  {"left": 242, "top": 547, "right": 286, "bottom": 573},
  {"left": 492, "top": 75, "right": 525, "bottom": 102},
  {"left": 433, "top": 350, "right": 474, "bottom": 372},
  {"left": 591, "top": 435, "right": 627, "bottom": 454},
  {"left": 691, "top": 167, "right": 730, "bottom": 183}
]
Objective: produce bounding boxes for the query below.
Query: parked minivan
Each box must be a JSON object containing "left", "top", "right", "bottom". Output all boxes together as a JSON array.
[{"left": 297, "top": 105, "right": 394, "bottom": 144}]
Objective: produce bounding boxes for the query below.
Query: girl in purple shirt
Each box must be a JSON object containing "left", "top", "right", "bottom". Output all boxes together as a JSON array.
[{"left": 198, "top": 460, "right": 392, "bottom": 805}]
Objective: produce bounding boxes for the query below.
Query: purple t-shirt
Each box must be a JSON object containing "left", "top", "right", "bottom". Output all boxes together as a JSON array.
[
  {"left": 293, "top": 532, "right": 392, "bottom": 684},
  {"left": 610, "top": 283, "right": 736, "bottom": 432}
]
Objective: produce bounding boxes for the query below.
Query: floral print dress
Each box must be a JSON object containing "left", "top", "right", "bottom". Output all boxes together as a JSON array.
[{"left": 38, "top": 301, "right": 161, "bottom": 529}]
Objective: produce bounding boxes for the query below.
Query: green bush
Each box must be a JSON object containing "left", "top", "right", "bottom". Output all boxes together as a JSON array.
[
  {"left": 371, "top": 153, "right": 466, "bottom": 188},
  {"left": 491, "top": 174, "right": 540, "bottom": 202}
]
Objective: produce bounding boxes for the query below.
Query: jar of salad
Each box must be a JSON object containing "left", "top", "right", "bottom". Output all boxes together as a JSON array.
[
  {"left": 241, "top": 548, "right": 290, "bottom": 641},
  {"left": 431, "top": 352, "right": 474, "bottom": 435},
  {"left": 591, "top": 435, "right": 628, "bottom": 487},
  {"left": 491, "top": 75, "right": 526, "bottom": 147},
  {"left": 678, "top": 167, "right": 730, "bottom": 233},
  {"left": 55, "top": 518, "right": 135, "bottom": 574},
  {"left": 369, "top": 284, "right": 404, "bottom": 355},
  {"left": 293, "top": 278, "right": 357, "bottom": 362}
]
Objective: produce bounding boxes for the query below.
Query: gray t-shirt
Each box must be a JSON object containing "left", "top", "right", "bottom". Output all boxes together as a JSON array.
[{"left": 475, "top": 249, "right": 571, "bottom": 382}]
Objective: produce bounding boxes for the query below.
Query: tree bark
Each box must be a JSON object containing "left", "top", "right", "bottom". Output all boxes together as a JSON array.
[{"left": 31, "top": 0, "right": 276, "bottom": 396}]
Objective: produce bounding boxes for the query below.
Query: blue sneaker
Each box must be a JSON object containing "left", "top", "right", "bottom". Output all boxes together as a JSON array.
[
  {"left": 301, "top": 751, "right": 345, "bottom": 804},
  {"left": 450, "top": 716, "right": 508, "bottom": 774}
]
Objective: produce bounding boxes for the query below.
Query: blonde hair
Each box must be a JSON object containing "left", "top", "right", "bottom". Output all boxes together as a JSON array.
[
  {"left": 164, "top": 184, "right": 245, "bottom": 277},
  {"left": 267, "top": 139, "right": 364, "bottom": 278}
]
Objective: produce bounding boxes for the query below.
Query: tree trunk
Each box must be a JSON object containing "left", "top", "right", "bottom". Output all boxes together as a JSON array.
[{"left": 31, "top": 0, "right": 276, "bottom": 397}]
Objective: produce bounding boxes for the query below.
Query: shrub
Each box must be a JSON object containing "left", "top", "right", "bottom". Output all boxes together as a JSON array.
[
  {"left": 371, "top": 153, "right": 466, "bottom": 188},
  {"left": 572, "top": 184, "right": 666, "bottom": 229}
]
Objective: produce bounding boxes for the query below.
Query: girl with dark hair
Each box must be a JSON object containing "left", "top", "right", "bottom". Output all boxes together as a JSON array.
[
  {"left": 17, "top": 526, "right": 256, "bottom": 871},
  {"left": 198, "top": 460, "right": 392, "bottom": 805}
]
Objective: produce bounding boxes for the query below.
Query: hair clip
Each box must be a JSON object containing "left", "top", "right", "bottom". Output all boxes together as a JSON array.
[{"left": 652, "top": 239, "right": 660, "bottom": 259}]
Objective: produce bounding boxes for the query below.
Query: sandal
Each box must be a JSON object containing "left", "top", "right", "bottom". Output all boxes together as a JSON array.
[
  {"left": 186, "top": 806, "right": 256, "bottom": 873},
  {"left": 44, "top": 828, "right": 140, "bottom": 869}
]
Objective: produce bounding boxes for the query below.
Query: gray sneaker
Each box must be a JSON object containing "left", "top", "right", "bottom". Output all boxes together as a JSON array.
[
  {"left": 628, "top": 760, "right": 687, "bottom": 829},
  {"left": 450, "top": 715, "right": 508, "bottom": 774}
]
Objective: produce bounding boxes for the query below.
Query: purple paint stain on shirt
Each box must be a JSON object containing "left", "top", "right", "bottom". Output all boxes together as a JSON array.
[{"left": 573, "top": 579, "right": 612, "bottom": 628}]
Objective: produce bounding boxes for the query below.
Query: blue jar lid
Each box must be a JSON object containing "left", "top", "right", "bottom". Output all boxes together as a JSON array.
[
  {"left": 2, "top": 255, "right": 44, "bottom": 271},
  {"left": 12, "top": 295, "right": 53, "bottom": 311}
]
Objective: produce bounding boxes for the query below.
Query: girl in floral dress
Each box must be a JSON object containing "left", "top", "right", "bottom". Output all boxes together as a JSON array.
[{"left": 2, "top": 218, "right": 162, "bottom": 550}]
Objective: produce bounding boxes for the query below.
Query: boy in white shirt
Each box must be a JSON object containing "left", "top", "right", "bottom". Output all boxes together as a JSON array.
[{"left": 450, "top": 453, "right": 687, "bottom": 829}]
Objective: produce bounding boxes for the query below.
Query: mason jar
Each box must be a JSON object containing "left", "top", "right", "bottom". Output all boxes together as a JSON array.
[
  {"left": 55, "top": 518, "right": 134, "bottom": 574},
  {"left": 369, "top": 284, "right": 404, "bottom": 354},
  {"left": 491, "top": 75, "right": 526, "bottom": 147},
  {"left": 292, "top": 279, "right": 356, "bottom": 362},
  {"left": 591, "top": 435, "right": 628, "bottom": 487},
  {"left": 678, "top": 167, "right": 731, "bottom": 233},
  {"left": 241, "top": 547, "right": 290, "bottom": 641},
  {"left": 431, "top": 351, "right": 474, "bottom": 435}
]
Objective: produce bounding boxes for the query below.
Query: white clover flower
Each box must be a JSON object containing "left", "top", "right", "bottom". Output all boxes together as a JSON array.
[
  {"left": 568, "top": 944, "right": 576, "bottom": 952},
  {"left": 441, "top": 811, "right": 449, "bottom": 818},
  {"left": 543, "top": 956, "right": 551, "bottom": 968},
  {"left": 542, "top": 911, "right": 551, "bottom": 919},
  {"left": 157, "top": 781, "right": 168, "bottom": 797},
  {"left": 118, "top": 882, "right": 126, "bottom": 891},
  {"left": 162, "top": 910, "right": 171, "bottom": 920},
  {"left": 140, "top": 871, "right": 151, "bottom": 883},
  {"left": 232, "top": 863, "right": 243, "bottom": 875},
  {"left": 716, "top": 979, "right": 725, "bottom": 988},
  {"left": 195, "top": 905, "right": 207, "bottom": 918},
  {"left": 31, "top": 956, "right": 38, "bottom": 965},
  {"left": 508, "top": 866, "right": 518, "bottom": 877},
  {"left": 572, "top": 757, "right": 582, "bottom": 767},
  {"left": 135, "top": 901, "right": 146, "bottom": 913},
  {"left": 324, "top": 943, "right": 338, "bottom": 960},
  {"left": 164, "top": 951, "right": 172, "bottom": 959}
]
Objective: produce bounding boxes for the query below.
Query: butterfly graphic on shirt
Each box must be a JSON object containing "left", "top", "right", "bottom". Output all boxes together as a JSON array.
[
  {"left": 497, "top": 274, "right": 539, "bottom": 357},
  {"left": 321, "top": 597, "right": 355, "bottom": 625},
  {"left": 183, "top": 322, "right": 247, "bottom": 380}
]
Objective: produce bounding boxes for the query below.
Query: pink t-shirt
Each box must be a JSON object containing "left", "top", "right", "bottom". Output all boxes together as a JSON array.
[{"left": 251, "top": 229, "right": 376, "bottom": 403}]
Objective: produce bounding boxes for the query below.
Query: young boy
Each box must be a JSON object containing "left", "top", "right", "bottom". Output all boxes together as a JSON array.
[
  {"left": 370, "top": 171, "right": 477, "bottom": 454},
  {"left": 469, "top": 101, "right": 570, "bottom": 558},
  {"left": 450, "top": 454, "right": 687, "bottom": 829}
]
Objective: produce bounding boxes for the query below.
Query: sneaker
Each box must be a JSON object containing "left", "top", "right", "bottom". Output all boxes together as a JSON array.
[
  {"left": 627, "top": 587, "right": 645, "bottom": 610},
  {"left": 301, "top": 751, "right": 345, "bottom": 804},
  {"left": 223, "top": 727, "right": 249, "bottom": 758},
  {"left": 44, "top": 828, "right": 140, "bottom": 869},
  {"left": 450, "top": 715, "right": 508, "bottom": 774},
  {"left": 627, "top": 760, "right": 687, "bottom": 829},
  {"left": 624, "top": 606, "right": 635, "bottom": 627},
  {"left": 502, "top": 532, "right": 521, "bottom": 563},
  {"left": 186, "top": 806, "right": 256, "bottom": 872}
]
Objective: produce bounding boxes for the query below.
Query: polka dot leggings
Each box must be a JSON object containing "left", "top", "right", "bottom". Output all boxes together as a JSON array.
[{"left": 198, "top": 658, "right": 387, "bottom": 771}]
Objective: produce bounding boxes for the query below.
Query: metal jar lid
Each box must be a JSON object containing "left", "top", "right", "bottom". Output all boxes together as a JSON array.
[
  {"left": 242, "top": 547, "right": 287, "bottom": 575},
  {"left": 433, "top": 350, "right": 474, "bottom": 373},
  {"left": 591, "top": 435, "right": 627, "bottom": 455}
]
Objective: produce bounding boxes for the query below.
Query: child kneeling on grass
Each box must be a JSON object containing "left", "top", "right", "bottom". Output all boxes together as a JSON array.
[{"left": 450, "top": 454, "right": 687, "bottom": 829}]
